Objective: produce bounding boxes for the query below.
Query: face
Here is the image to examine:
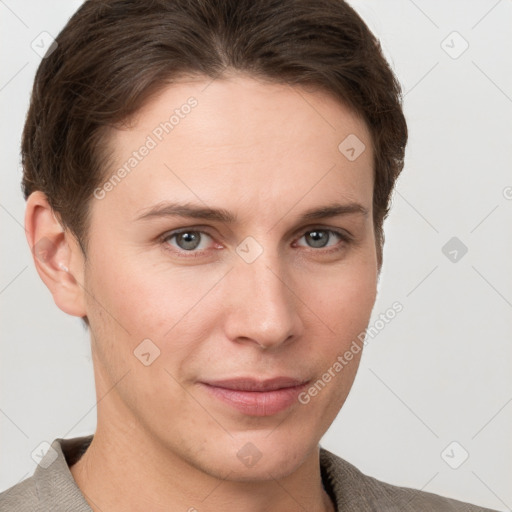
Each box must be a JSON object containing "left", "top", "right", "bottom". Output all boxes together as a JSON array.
[{"left": 81, "top": 73, "right": 377, "bottom": 480}]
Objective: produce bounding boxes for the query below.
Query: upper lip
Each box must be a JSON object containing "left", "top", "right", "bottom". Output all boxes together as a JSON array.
[{"left": 201, "top": 377, "right": 309, "bottom": 392}]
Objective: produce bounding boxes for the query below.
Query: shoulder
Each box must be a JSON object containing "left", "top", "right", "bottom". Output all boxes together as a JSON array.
[
  {"left": 319, "top": 447, "right": 499, "bottom": 512},
  {"left": 0, "top": 436, "right": 93, "bottom": 512},
  {"left": 0, "top": 473, "right": 40, "bottom": 511}
]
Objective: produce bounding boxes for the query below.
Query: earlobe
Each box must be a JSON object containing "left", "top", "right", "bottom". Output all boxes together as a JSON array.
[{"left": 25, "top": 191, "right": 87, "bottom": 318}]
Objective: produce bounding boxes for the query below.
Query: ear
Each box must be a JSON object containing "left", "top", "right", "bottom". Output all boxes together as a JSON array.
[{"left": 25, "top": 191, "right": 87, "bottom": 318}]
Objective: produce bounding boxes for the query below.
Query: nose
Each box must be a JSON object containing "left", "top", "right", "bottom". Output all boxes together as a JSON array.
[{"left": 222, "top": 252, "right": 304, "bottom": 350}]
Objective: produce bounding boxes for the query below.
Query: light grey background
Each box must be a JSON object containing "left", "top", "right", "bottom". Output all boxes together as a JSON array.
[{"left": 1, "top": 1, "right": 511, "bottom": 510}]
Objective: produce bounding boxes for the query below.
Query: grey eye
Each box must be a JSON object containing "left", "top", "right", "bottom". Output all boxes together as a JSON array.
[
  {"left": 302, "top": 230, "right": 339, "bottom": 248},
  {"left": 171, "top": 231, "right": 206, "bottom": 251}
]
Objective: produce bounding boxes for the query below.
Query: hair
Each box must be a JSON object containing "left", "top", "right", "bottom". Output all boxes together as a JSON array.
[{"left": 22, "top": 0, "right": 407, "bottom": 326}]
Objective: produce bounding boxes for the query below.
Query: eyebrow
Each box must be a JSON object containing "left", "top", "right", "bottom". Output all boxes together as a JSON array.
[{"left": 134, "top": 200, "right": 368, "bottom": 223}]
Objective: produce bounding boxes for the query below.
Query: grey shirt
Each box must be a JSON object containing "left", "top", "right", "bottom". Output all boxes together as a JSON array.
[{"left": 0, "top": 435, "right": 499, "bottom": 511}]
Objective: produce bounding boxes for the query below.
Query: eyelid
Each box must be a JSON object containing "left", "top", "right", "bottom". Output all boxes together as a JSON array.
[{"left": 292, "top": 223, "right": 353, "bottom": 241}]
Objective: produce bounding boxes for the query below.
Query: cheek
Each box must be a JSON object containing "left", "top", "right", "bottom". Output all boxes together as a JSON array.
[
  {"left": 307, "top": 260, "right": 377, "bottom": 334},
  {"left": 298, "top": 255, "right": 377, "bottom": 390},
  {"left": 85, "top": 249, "right": 227, "bottom": 353},
  {"left": 296, "top": 266, "right": 376, "bottom": 422}
]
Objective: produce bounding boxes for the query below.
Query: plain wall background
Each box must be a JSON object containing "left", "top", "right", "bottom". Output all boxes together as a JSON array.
[{"left": 1, "top": 1, "right": 511, "bottom": 510}]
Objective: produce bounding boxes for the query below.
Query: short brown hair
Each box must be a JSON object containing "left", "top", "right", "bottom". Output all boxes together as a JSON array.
[{"left": 22, "top": 0, "right": 407, "bottom": 269}]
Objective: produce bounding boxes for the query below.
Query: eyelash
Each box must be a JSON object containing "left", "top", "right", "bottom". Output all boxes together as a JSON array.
[{"left": 159, "top": 227, "right": 353, "bottom": 258}]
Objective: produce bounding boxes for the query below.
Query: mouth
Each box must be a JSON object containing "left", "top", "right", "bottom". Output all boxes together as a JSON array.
[{"left": 198, "top": 377, "right": 310, "bottom": 417}]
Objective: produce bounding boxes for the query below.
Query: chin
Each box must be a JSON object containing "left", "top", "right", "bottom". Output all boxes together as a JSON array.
[{"left": 193, "top": 434, "right": 316, "bottom": 482}]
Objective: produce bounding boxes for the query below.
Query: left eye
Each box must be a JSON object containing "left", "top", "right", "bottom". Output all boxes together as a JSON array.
[{"left": 296, "top": 229, "right": 344, "bottom": 249}]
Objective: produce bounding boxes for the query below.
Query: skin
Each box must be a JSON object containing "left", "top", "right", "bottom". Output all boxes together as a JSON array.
[{"left": 25, "top": 72, "right": 378, "bottom": 512}]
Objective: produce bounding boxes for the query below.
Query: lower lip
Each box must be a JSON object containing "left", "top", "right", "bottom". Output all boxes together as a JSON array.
[{"left": 200, "top": 383, "right": 309, "bottom": 416}]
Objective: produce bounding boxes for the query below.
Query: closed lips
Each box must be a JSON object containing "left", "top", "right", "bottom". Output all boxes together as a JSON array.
[
  {"left": 199, "top": 377, "right": 311, "bottom": 416},
  {"left": 201, "top": 377, "right": 309, "bottom": 391}
]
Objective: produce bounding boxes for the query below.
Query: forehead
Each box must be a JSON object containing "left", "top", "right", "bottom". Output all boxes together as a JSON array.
[{"left": 94, "top": 73, "right": 374, "bottom": 226}]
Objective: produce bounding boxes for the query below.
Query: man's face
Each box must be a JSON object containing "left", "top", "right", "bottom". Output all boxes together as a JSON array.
[{"left": 82, "top": 73, "right": 377, "bottom": 480}]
